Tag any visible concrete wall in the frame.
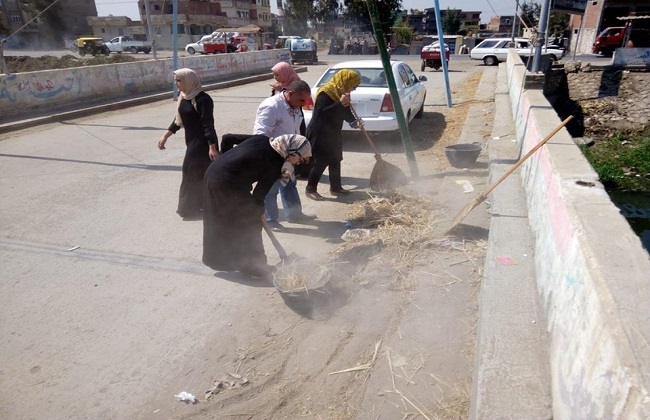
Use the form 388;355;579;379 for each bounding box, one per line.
0;49;289;122
505;49;650;417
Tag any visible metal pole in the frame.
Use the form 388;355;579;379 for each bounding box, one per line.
571;14;583;61
511;0;519;41
172;0;179;100
365;0;419;179
0;40;9;75
531;0;551;72
144;0;157;59
433;0;452;108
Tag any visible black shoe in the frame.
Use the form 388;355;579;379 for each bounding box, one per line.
266;220;283;232
305;191;325;201
287;213;317;223
240;264;272;278
330;188;351;195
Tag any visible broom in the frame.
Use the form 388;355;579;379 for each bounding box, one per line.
349;104;409;191
449;115;574;230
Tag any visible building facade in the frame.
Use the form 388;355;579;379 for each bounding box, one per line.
1;0;97;48
569;0;650;54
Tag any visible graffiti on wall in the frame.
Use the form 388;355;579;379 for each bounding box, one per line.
15;76;76;99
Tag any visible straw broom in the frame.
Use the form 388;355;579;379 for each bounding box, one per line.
449;115;574;229
349;104;408;191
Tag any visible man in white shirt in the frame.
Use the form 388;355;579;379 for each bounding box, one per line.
253;80;315;226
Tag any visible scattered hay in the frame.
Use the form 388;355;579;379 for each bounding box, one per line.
273;260;331;293
347;190;434;229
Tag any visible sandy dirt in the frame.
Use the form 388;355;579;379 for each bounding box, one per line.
142;69;488;419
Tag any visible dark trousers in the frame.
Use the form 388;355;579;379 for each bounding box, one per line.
306;160;342;192
221;133;252;154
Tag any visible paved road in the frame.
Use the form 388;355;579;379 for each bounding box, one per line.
0;56;490;418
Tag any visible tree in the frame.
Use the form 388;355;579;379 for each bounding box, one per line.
283;0;313;36
343;0;403;37
392;18;412;44
313;0;341;37
518;1;541;30
443;8;460;34
548;11;570;37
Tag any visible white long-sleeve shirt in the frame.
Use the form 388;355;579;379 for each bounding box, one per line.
253;92;303;138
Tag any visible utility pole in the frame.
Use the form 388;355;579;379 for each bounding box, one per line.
172;0;179;100
144;0;157;59
433;0;451;108
531;0;551;72
511;0;519;41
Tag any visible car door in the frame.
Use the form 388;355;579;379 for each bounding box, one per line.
515;40;533;58
397;64;422;122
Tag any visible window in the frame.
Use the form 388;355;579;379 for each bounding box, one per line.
476;40;500;48
10;15;22;23
154;5;160;10
101;28;105;33
177;24;185;34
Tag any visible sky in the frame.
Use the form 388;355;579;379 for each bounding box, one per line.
95;0;520;24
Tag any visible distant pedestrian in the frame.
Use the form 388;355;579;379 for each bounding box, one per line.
158;68;218;219
270;61;300;96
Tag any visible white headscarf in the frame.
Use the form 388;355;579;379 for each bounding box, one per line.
269;135;312;186
174;68;203;128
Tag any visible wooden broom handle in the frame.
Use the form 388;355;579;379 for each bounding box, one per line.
349;104;382;159
482;115;573;198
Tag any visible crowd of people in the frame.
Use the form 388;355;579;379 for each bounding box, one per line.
158;65;362;279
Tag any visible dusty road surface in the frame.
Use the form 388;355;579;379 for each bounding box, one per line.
0;57;493;419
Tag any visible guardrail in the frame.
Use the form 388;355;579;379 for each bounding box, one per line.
0;49;289;123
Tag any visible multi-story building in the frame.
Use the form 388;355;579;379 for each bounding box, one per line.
421;8;481;36
487;15;514;34
88;0;271;50
1;0;96;48
458;10;481;35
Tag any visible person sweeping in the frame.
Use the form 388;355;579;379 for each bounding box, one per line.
304;69;362;201
202;134;312;278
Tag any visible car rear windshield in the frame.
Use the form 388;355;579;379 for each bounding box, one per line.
317;68;388;88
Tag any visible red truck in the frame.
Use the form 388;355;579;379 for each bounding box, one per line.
593;26;650;56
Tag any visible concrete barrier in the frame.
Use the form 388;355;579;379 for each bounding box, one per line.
506;49;650;417
0;49;290;123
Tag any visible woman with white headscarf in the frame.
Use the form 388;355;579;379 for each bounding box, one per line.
158;68;218;219
202;134;312;278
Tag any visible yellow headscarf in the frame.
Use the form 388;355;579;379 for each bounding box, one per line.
316;69;361;105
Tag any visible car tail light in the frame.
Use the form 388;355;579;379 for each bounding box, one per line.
303;95;314;111
380;93;394;112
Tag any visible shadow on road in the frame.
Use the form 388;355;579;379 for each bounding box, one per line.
0;153;180;171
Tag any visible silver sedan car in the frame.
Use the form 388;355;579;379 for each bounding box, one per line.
303;60;428;133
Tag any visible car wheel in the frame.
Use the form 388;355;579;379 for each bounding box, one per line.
187;47;195;55
483;56;498;66
103;49;110;56
79;51;86;57
130;47;138;54
144;49;151;54
415;94;426;119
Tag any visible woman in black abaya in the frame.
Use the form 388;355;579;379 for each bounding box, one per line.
202;134;312;278
158;68;219;218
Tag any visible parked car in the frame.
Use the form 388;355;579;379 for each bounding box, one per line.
470;37;564;65
592;26;650;56
76;37;110;57
105;36;151;54
303;60;428;133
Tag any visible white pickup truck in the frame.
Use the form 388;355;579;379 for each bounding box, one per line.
105;36;152;54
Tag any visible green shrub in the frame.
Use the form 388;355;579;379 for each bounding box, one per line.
580;128;650;192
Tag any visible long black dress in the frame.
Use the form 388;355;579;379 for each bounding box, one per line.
167;91;218;217
305;92;355;191
202;135;284;272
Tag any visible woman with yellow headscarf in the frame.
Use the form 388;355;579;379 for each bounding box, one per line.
305;69;362;201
